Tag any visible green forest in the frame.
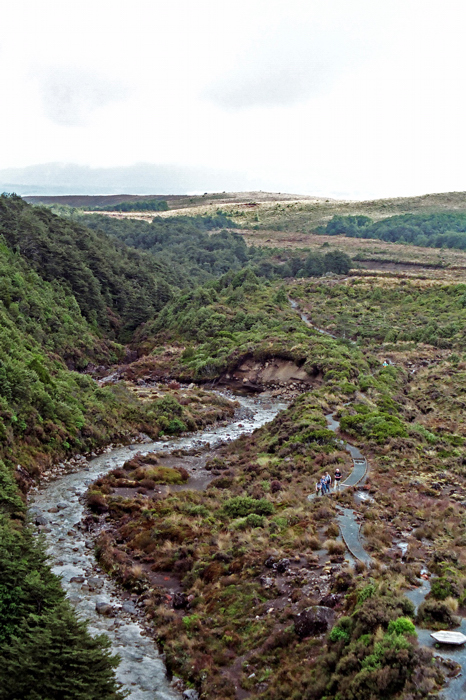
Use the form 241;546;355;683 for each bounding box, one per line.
81;212;352;282
321;211;466;249
91;198;169;212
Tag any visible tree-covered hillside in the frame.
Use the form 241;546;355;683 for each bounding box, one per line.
92;197;169;212
321;211;466;250
0;195;174;339
80;212;352;283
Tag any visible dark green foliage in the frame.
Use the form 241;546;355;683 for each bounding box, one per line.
0;603;125;700
0;517;125;699
0;519;64;643
139;275;367;383
323;211;466;251
93;198;168;212
80;212;352;283
294;278;466;350
0;194;174;338
340;404;408;444
302;250;352;276
223;496;274;517
0;462;24;514
80;212;251;282
430;576;460;600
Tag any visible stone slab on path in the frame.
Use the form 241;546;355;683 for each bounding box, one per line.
431;631;466;645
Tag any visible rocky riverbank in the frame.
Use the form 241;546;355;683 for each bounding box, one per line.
28;392;287;699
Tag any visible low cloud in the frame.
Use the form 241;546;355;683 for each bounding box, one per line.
205;19;364;110
35;66;127;126
0;162;255;195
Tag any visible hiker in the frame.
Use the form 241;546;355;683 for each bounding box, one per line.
325;472;332;491
315;479;322;496
320;476;328;495
334;468;342;491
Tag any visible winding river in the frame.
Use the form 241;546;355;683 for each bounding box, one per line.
28;393;287;700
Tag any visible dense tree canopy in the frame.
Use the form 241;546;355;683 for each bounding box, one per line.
0;195;175;339
92;198;169;212
321;211;466;250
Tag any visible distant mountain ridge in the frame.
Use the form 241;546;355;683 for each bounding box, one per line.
0;162;255;196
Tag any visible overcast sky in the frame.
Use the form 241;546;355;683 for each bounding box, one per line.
2;1;466;199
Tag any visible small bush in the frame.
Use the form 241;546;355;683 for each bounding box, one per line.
417;598;460;629
430;576;459;601
223;496;274;518
387;617;416;636
324;539;345;555
329;626;350;643
167;418;187;434
87;492;108;514
144;466;188;484
358;583;376;604
245;513;265;528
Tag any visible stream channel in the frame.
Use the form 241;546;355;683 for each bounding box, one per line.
28;392;287;700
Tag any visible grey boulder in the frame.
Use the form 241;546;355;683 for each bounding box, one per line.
95;601;114;616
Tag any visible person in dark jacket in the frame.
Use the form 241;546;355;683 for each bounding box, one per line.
334;468;342;491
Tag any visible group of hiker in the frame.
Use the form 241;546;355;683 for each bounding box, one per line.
315;468;342;496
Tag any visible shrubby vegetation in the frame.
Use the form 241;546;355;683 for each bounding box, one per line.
0;194;175;339
92;198;169;212
133;270;367;382
291;277;466;349
90;378;447;699
80;212;352;283
322;211;466;250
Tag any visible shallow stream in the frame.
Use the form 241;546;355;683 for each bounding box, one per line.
28;392;287;700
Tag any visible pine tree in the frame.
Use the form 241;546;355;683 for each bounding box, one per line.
0;603;127;700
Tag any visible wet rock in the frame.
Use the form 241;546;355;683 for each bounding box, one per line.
56;502;69;510
35;515;48;526
48;507;58;513
96;601;114;616
70;575;85;584
121;601;137;614
275;558;290;573
67;595;82;605
183;690;199;700
88;577;104;590
294;606;335;639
